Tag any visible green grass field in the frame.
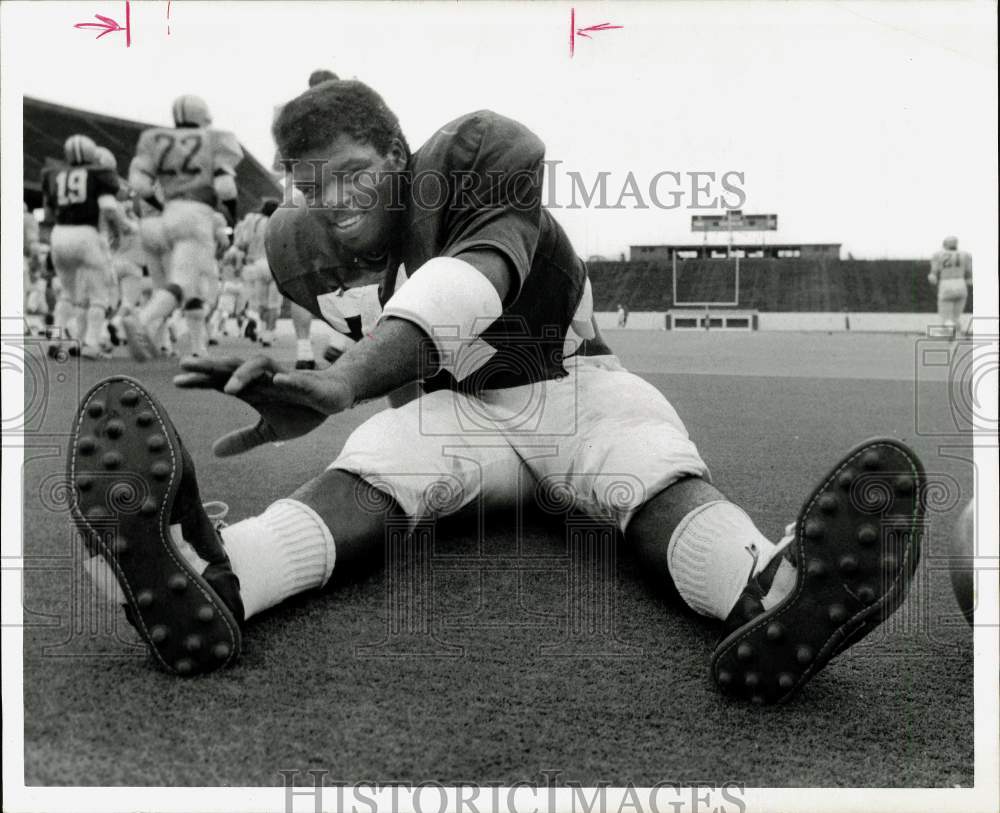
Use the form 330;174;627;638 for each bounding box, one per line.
21;329;974;787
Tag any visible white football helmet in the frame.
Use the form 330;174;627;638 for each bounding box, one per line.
942;236;958;250
64;134;98;166
172;94;212;127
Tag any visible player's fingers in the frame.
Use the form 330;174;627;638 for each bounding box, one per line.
224;355;282;395
212;421;276;458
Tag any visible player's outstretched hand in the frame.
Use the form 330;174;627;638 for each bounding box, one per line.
173;355;353;457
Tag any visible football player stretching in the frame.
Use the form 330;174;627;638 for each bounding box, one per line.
70;81;925;703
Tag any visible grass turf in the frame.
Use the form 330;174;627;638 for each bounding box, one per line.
21;330;974;787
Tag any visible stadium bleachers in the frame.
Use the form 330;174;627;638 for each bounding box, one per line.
587;258;957;312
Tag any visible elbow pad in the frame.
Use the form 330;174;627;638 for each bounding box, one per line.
380;256;503;382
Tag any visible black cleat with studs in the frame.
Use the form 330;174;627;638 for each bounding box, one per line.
711;438;925;704
68;375;244;676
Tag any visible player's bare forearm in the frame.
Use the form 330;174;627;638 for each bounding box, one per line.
324;316;434;405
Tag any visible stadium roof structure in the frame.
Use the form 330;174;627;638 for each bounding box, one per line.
22;96;281;216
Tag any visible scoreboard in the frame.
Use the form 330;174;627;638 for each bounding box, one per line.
692;211;777;232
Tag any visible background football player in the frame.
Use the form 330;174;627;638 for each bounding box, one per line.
929;235;973;340
232;200;281;347
125;94;243;360
42;135;132;359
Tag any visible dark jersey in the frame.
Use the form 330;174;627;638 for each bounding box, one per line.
41;163;119;227
267;110;611;392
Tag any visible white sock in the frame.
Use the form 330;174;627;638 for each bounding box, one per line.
220;499;336;620
71;305;86;340
667;500;777;619
83;305;105;348
296;338;314;361
184;308;207;355
53;298;75;337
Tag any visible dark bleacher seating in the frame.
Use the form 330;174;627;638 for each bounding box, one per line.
586;258;954;312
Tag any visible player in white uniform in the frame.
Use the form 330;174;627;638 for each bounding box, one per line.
929;236;973;340
125;94;243;360
70;81;926;706
233;200;281;346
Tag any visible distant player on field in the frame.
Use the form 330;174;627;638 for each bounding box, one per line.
232;200;281;347
42;135;132;359
929;235;973;340
124;94;243;360
70;81;926;705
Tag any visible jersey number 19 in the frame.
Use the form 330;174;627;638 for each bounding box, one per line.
56;168;88;206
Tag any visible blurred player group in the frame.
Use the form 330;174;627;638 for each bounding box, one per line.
24;94;324;369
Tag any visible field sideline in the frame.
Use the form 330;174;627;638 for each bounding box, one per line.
21;330;974;787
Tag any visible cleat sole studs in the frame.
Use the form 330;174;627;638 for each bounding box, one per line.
197;605;215;623
87;401;105;418
102;451;122;470
167;573;188;592
78;436;96;455
150;625;168;643
120;389;140;407
147;434;166;452
151;461;171;480
212;642;231;659
136;411;155;427
105;419;125;439
828;604;848;623
737;642;754;661
136;590;154;608
766;622;784;642
796;644;814;665
861;451;880;469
